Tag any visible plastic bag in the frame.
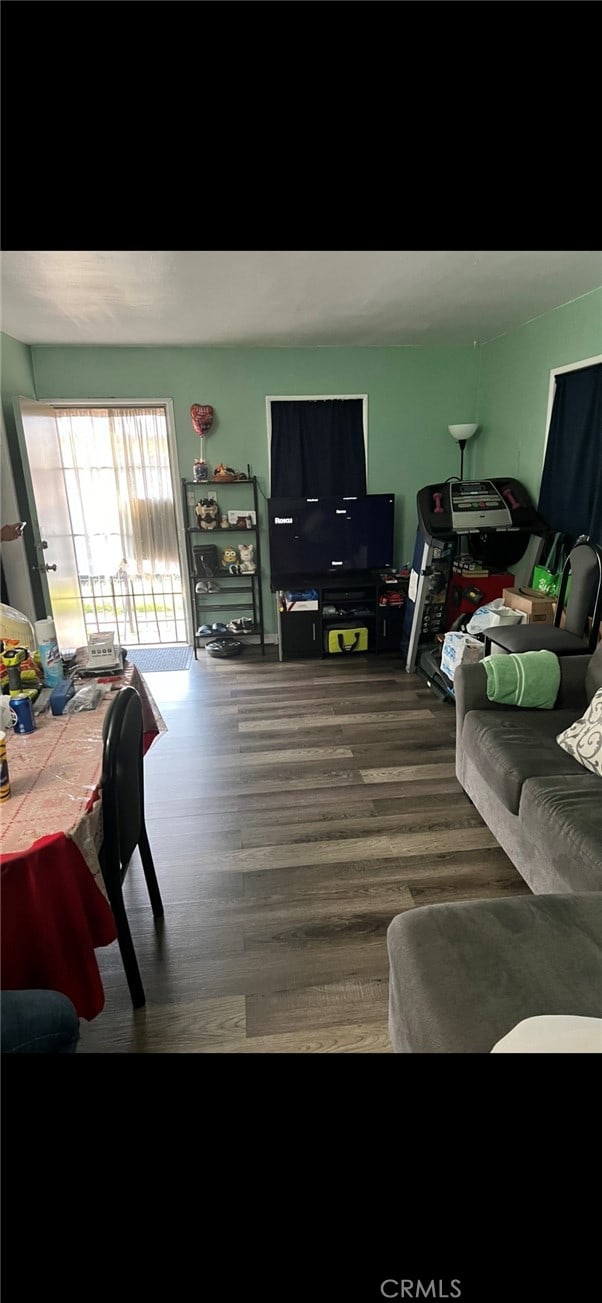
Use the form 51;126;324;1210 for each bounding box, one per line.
63;684;104;713
532;532;567;596
440;631;484;682
467;599;523;634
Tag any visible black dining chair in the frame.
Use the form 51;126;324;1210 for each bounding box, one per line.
99;685;164;1008
482;536;602;658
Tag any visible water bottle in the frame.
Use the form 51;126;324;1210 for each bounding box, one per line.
35;617;64;687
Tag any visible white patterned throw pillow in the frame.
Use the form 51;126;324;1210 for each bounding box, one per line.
556;687;602;777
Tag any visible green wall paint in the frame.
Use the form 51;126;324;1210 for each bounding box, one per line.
0;333;45;613
1;331;37;435
1;332;38;519
31;344;478;632
473;289;602;500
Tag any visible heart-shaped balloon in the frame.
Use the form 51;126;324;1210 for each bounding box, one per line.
191;404;214;437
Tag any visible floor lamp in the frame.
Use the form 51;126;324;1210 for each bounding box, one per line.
448;424;480;568
448;424;479;480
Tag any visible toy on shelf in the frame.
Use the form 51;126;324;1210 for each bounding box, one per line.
212;463;248;482
195;499;220;530
238;542;256;573
221;546;238;569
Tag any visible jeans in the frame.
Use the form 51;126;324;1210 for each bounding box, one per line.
1;990;80;1054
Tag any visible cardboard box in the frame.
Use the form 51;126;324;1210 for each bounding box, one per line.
502;587;556;624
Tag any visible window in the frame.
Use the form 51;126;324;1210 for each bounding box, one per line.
538;362;602;546
268;396;367;497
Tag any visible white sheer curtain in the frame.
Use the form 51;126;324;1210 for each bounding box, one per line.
55;406;180;578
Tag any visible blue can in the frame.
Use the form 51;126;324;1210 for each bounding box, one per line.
11;694;36;734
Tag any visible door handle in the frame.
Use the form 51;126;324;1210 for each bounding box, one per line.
34;540;49;552
33;563;57;572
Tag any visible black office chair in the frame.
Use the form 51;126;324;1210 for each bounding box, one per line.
99;686;164;1008
482;536;602;658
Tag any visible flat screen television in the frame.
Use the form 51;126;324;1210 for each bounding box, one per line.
268;494;395;587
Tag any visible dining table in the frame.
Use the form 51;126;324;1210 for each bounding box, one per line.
0;661;166;1020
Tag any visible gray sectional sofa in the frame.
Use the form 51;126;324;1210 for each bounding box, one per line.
387;643;602;1052
454;642;602;893
387;893;602;1053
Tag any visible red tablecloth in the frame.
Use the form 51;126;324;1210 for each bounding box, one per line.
0;664;165;1019
1;834;117;1021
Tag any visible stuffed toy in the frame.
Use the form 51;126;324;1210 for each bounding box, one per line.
238;542;256;573
195;499;219;530
221;546;238;568
214;463;248;480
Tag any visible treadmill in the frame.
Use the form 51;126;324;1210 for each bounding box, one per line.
400;478;548;700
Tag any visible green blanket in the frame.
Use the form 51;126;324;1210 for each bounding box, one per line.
484;650;561;709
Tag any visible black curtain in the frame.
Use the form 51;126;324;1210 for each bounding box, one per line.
538;363;602;547
270;399;367;497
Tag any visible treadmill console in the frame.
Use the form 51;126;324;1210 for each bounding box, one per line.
416;476;547;544
450;480;512;532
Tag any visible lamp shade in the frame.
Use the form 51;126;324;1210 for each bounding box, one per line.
448;423;478;442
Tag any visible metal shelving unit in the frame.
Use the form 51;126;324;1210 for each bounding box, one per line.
181;474;265;658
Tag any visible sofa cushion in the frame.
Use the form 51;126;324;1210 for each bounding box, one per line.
520;774;602;892
556;687;602;778
387;894;602;1053
462;708;585;814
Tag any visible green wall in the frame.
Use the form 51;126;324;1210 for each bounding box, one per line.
0;333;46;614
31;344;478;632
1;330;37;441
473;288;602;498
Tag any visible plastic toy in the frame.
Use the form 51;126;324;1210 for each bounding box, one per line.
195;499;219;530
238;542;256;573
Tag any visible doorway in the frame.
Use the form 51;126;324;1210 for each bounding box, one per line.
15;399;190;651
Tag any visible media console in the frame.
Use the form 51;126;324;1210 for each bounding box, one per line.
276;572;409;661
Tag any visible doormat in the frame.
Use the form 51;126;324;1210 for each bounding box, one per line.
125;646;193;672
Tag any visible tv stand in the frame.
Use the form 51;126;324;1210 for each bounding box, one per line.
276;572;408;661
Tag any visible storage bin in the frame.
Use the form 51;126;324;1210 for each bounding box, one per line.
324;625;368;654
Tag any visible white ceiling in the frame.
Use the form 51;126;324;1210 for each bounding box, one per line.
1;250;601;348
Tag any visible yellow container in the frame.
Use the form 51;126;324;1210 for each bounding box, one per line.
325;626;369;654
0;730;10;802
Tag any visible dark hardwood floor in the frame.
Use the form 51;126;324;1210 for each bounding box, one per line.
77;648;529;1053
